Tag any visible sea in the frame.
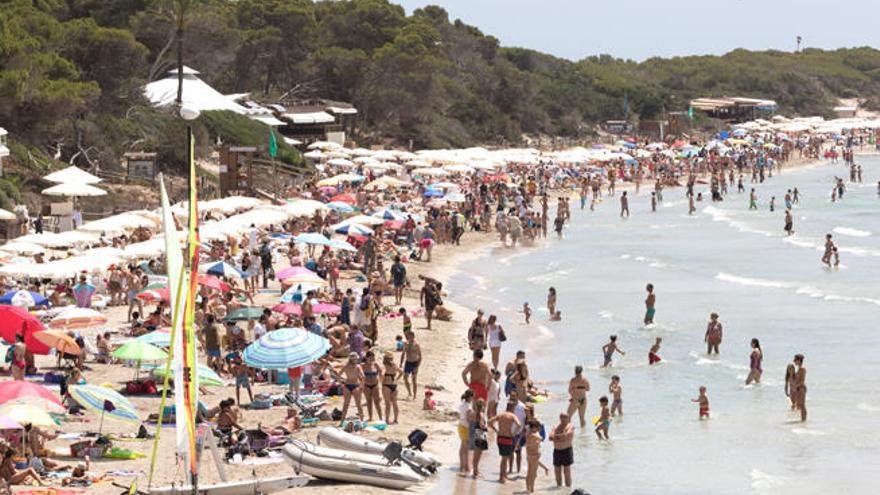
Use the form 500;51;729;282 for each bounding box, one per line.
440;158;880;494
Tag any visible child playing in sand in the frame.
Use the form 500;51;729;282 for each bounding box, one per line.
609;376;623;417
525;420;549;493
522;302;532;324
423;390;436;411
595;396;611;440
648;337;662;364
693;386;710;419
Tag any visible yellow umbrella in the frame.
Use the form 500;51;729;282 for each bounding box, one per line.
0;403;57;428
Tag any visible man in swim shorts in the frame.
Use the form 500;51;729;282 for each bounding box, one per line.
644;283;656;325
549;412;574;487
400;331;422;399
462;349;492;401
488;401;520;484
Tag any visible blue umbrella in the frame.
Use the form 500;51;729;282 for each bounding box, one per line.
422;188;444;198
326;201;355;213
135;329;171;347
0;290;49;308
293;233;332;246
203;261;245;279
333;222;373;235
243;327;330;369
328;239;357;252
622;142;636;149
373;208;407;221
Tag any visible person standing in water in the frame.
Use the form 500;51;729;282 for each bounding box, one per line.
749;188;758;210
602;335;625;367
784;362;797;410
745;338;763;385
566;366;590;428
821;234;835;267
688;194;696;215
547;287;557;317
620;191;630;218
644;283;656;325
693;386;710;419
609;375;623;417
793;354;807;422
704;313;723;355
650;192;657;212
648;337;662;364
784;208;794;236
549;412;574;488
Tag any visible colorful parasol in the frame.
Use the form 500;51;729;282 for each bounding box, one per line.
49;307;107;329
243;327;330;370
32;330;81;355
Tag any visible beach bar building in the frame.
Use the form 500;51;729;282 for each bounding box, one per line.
690;97;777;122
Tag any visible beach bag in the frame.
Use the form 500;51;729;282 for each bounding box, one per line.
472;428;488;450
499;328;507;342
4;347;12;364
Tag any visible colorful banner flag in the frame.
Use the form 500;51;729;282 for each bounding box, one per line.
268;129;278;158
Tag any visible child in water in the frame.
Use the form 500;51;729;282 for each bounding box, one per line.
609;376;623;417
692;386;710;419
595;396;611;439
550;310;562;321
648;337;662;364
522;302;532;324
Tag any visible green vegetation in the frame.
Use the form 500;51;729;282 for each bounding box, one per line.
3;0;880;183
200;110;302;166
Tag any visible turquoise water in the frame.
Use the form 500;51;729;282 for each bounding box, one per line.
443;159;880;494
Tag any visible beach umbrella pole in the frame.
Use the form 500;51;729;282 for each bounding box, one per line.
98;409;105;436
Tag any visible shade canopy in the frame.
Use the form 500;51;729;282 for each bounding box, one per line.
43;166;102;184
272;302;341;316
243;327;330;369
203;261;244;279
49;307;107;329
42;182;107;197
0;290;49;308
224;306;264;321
0;403;56;428
0;306;50;354
0;381;62;407
152;363;223;387
33;330;81;356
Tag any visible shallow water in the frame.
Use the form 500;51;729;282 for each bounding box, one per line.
441;159;880;494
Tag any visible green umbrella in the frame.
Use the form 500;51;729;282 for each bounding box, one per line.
152;363;224;387
143;282;167;290
224;306;264;321
111;341;168;380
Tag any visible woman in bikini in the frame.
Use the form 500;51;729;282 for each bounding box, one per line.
381;352;401;424
705;313;723;355
340;353;365;420
566;366;590;428
745;338;763;385
362;351;383;422
511;360;530;401
0;449;42;487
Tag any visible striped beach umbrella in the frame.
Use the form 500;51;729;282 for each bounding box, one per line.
243;327;330;370
49;307;107;329
332;221;373;236
69;385;139;429
276;267;325;285
325;201;355;213
203;261;244;279
152;363;224;387
0;290;49;308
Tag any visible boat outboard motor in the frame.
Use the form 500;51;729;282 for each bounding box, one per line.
383;441;430;477
406;429;428;451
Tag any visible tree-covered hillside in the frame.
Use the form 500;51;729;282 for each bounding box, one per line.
3;0;880;175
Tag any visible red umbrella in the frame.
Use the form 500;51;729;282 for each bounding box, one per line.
482;174;509;183
329;193;356;205
0;306;49;355
383;220;404;230
0;381;62;406
137;288;170;303
197;274;230;292
272;302;341;316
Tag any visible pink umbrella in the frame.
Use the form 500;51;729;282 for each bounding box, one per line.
318;186;337;195
0;381;62;407
272;302;341;316
275;266;319;281
0;414;22;430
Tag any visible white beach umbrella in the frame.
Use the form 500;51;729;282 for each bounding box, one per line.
42;182;107;197
443;164;475;174
349;148;373;157
307;141;342;151
346;215;386;226
0;242;46;255
405;159;431;168
412;168;449;177
327;158;355;168
353;157;378;165
43;166;102;184
303;150;325;160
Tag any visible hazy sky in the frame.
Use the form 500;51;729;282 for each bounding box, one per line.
395;0;880;61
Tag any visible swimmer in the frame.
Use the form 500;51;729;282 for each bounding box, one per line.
601;335;625;367
547;287;557;316
620;191;629;218
821;234;834;266
793;354;807;422
609;375;623;417
644;283;656;325
784;208;794;235
692;386;709;419
650;192;657;212
648;337;662;364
